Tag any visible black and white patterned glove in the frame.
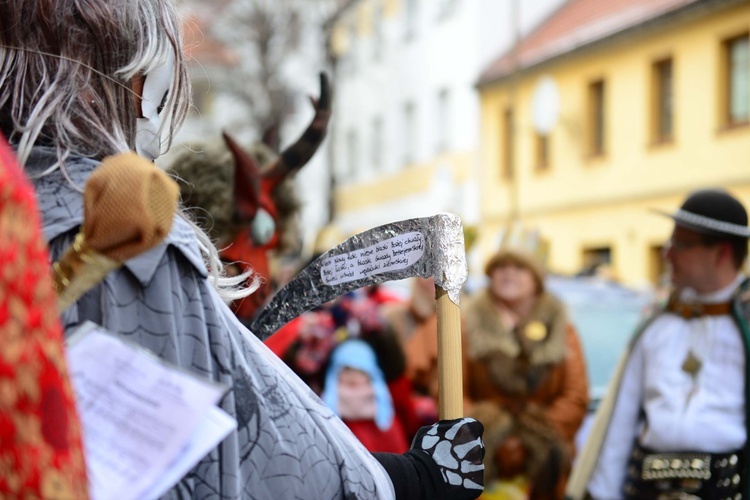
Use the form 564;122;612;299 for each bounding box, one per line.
373;417;485;500
411;418;486;498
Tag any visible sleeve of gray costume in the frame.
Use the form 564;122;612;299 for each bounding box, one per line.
30;149;395;500
587;334;646;499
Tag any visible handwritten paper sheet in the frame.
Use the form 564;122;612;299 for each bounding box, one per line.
320;231;425;286
140;406;237;499
65;323;235;500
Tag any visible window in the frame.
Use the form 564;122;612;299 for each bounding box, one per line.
588;79;606;156
404;0;417;40
348;24;358;74
649;244;668;287
371;117;383;169
437;0;458;20
373;5;383;61
502;107;514;180
652;58;674;142
725;34;749;126
403;102;416;165
346;129;359;179
581;246;612;276
535;133;550;170
436;89;451;153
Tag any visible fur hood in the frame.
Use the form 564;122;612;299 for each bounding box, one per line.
166;138;300;252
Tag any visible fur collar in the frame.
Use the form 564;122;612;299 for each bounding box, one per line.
465;289;568;367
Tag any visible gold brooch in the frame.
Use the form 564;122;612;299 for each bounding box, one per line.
681;350;702;377
524;321;547;341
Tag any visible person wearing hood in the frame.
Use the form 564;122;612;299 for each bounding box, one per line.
322;339;409;454
463;245;588;499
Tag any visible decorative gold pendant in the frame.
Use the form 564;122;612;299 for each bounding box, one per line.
524;321;548;341
681;350;702;377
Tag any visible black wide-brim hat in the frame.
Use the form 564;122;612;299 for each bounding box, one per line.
654;188;750;239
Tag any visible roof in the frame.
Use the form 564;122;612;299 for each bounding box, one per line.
477;0;711;87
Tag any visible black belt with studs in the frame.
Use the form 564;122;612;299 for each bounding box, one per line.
623;443;744;499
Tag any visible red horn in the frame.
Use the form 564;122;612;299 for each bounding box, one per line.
222;131;261;223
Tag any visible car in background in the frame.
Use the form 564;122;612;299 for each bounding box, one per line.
546;275;656;449
547;275;655;403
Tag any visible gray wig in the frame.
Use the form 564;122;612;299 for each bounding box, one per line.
0;0;190;168
0;0;257;300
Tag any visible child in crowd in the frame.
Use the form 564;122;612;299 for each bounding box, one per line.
322;339;409;454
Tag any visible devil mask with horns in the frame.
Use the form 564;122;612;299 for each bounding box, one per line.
168;73;331;325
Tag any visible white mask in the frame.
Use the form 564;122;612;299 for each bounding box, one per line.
135;51;174;161
250;208;276;246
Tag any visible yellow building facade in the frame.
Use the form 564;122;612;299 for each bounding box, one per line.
478;0;750;288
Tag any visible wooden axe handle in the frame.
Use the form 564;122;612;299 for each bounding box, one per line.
436;286;463;419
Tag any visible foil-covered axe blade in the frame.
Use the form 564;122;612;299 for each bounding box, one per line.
250;213;467;340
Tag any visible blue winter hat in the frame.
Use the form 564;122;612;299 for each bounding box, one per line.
321;339;395;431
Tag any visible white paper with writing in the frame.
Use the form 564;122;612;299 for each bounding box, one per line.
320;231;425;286
140;406;237;499
65;324;233;500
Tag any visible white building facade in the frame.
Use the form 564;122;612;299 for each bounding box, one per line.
326;0;566;257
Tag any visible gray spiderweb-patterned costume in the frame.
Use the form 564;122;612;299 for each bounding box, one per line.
30;147;395;500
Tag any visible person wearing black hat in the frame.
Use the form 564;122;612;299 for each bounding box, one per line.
567;188;750;499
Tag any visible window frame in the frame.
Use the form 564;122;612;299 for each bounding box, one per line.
346;128;359;180
436;88;451;154
581;245;612;276
534;132;550;171
587;79;606;157
372;4;383;61
403;101;416;166
404;0;417;41
371;116;383;170
723;33;749;128
501;106;514;180
651;57;674;144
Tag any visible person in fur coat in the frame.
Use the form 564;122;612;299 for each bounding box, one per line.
463;248;589;499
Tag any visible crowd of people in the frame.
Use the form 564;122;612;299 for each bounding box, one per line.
1;0;749;499
0;1;484;499
255;187;750;500
256;238;590;499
